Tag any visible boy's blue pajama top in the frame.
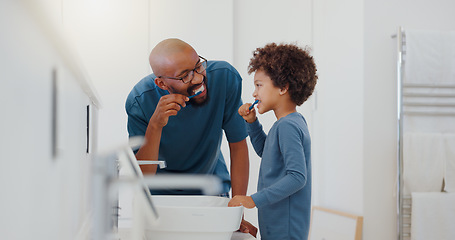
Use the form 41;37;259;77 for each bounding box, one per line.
248;112;312;240
125;61;247;194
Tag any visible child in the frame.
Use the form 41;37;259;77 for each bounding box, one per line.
228;43;317;240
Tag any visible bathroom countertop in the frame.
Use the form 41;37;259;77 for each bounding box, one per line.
118;228;258;240
231;232;257;240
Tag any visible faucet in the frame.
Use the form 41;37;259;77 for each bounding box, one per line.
92;137;222;240
137;160;166;169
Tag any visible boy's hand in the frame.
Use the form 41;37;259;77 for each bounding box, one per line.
238;102;257;123
228;195;256;209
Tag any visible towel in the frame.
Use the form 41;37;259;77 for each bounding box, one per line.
403;132;445;195
411;192;455;240
405;29;455;84
444;134;455;192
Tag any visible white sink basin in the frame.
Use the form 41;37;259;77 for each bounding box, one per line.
145;195;243;240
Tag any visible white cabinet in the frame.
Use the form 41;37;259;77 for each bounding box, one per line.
0;2;99;239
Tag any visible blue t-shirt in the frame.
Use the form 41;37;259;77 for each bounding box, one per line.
125;61;247;194
248;112;312;240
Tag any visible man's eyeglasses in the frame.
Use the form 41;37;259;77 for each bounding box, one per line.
157;56;207;84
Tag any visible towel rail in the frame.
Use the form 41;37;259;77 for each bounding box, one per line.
403;102;455;107
403;92;455;98
403;110;455;116
403;83;455;88
397;27;455;240
397;26;406;240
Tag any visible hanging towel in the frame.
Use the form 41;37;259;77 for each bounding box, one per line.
403;132;445;195
405;29;455;84
444;134;455;192
411;192;455;240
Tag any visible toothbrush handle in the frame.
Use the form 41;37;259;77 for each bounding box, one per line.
249;100;259;110
188;91;202;99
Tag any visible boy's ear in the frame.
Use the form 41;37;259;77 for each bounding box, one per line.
279;85;289;95
155;77;169;91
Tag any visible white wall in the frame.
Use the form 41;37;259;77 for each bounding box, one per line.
312;0;365;215
149;0;234;62
63;0;150;153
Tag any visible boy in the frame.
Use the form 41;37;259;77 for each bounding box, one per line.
228;43;317;240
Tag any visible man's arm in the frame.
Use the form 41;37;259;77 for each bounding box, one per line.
229;139;258;237
135;124;162;174
229;139;249;196
135;94;189;174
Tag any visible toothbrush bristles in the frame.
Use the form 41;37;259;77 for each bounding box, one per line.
188;91;202;99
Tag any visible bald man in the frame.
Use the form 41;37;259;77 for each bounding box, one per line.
125;39;257;236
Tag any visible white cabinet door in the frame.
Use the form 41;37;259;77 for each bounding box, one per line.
0;1;98;239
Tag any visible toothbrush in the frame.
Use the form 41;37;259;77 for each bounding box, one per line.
188;90;202;99
249;99;259;110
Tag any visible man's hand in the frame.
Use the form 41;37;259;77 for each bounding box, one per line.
228;196;258;237
136;94;188;174
149;94;189;128
238;219;258;238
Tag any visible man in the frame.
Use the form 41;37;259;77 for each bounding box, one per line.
125;38;257;236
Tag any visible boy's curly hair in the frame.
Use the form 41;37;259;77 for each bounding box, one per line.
248;43;318;106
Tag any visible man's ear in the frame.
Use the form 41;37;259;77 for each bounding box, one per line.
155;77;169;90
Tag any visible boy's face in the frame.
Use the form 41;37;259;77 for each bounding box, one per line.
252;70;282;114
